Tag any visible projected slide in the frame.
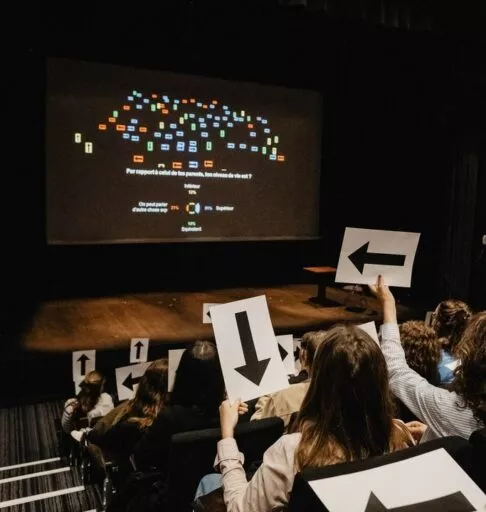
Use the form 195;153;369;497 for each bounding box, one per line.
46;58;322;243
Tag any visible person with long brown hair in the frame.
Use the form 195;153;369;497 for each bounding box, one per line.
78;358;169;463
209;325;413;511
431;299;473;384
62;370;113;433
372;275;485;442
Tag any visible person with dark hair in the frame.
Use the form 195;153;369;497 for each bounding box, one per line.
62;370;113;433
198;325;413;511
76;359;169;464
399;320;441;385
170;340;226;416
431;299;473;384
133;340;247;470
251;330;327;430
371;275;485;442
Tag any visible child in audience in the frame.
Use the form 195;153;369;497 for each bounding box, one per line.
77;359;169;465
251;330;327;430
61;370;113;433
400;320;441;385
201;324;414;511
372;275;485;442
431;299;472;384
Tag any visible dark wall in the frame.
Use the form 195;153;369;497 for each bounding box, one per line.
3;6;480;322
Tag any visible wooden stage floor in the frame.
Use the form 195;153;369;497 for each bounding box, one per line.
21;284;412;353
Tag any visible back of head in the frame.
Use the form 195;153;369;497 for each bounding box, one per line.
400;320;441;385
78;370;105;414
300;330;328;374
432;300;473;355
453;311;486;426
128;358;169;429
295;325;396;469
171;340;225;417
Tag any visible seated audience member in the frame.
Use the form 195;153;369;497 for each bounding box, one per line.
76;359;168;465
399;320;441;386
133;340;247;470
431;299;472;384
251;330;327;430
202;324;414;511
62;370;113;433
372;276;485;442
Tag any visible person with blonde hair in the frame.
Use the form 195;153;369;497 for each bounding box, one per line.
62;370;113;433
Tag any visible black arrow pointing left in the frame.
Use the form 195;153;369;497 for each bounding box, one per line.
234;311;270;386
122;373;142;391
348;242;406;275
77;354;90;376
364;490;475;512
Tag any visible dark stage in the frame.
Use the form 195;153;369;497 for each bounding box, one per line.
21;284;415;352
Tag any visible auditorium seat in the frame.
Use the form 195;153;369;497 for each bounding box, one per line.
469;427;486;492
166;416;284;511
105;417;284;511
288;436;479;511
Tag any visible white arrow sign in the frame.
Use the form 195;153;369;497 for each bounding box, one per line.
335;227;420;288
203;303;219;324
72;350;96;380
130;338;149;363
210;295;289;403
115;362;151;401
168;348;186;391
276;334;296;375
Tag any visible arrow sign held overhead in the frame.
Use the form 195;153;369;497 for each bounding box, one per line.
234;311;270;386
349;242;406;274
122;373;142;391
77;354;90;376
364;491;475;512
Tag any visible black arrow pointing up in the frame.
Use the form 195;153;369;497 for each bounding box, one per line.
234;311;271;386
77;354;90;376
134;341;144;360
278;343;289;361
364;491;475;512
122;373;142;391
349;242;406;274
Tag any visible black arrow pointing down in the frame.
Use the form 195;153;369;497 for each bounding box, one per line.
234;311;270;386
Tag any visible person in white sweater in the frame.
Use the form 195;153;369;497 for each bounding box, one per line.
61;370;113;433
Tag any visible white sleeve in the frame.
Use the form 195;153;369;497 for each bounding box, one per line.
381;323;478;440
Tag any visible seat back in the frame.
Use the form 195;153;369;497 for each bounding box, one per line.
469;427;486;492
288;436;479;511
166;417;284;512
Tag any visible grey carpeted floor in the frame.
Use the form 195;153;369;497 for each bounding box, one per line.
0;401;101;511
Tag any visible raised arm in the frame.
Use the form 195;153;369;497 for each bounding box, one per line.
370;276;478;440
